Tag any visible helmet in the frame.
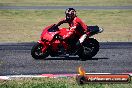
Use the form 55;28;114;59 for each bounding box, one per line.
65;8;76;21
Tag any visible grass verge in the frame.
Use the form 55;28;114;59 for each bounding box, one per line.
0;0;132;6
0;10;132;42
0;77;132;88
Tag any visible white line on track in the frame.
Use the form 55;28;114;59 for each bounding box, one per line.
0;73;132;80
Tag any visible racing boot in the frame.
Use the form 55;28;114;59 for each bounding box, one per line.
98;27;104;33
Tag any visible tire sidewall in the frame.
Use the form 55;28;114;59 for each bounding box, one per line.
31;43;49;59
79;38;99;60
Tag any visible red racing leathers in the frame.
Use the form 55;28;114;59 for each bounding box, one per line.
56;17;90;44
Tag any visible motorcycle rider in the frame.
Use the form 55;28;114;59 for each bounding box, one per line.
55;8;89;47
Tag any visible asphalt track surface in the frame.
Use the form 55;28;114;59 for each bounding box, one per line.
0;6;132;10
0;42;132;76
0;6;132;76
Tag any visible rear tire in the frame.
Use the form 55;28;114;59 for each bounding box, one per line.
31;43;49;59
78;38;99;61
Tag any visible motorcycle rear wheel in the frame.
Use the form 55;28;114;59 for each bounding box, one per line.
78;38;99;61
31;43;49;59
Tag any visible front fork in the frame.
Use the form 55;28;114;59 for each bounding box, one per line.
37;40;49;53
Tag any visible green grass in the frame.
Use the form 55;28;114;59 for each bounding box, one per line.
0;0;132;6
0;77;132;88
0;10;132;42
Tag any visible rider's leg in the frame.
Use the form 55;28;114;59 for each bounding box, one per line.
76;34;87;46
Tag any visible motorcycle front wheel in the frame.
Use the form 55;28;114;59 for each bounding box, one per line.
31;43;49;59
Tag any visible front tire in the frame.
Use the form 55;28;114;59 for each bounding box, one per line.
31;43;49;59
78;38;99;61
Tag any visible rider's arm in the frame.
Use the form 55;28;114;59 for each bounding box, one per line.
63;19;78;38
56;18;67;27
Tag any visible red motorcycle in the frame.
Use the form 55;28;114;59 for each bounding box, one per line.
31;24;103;60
